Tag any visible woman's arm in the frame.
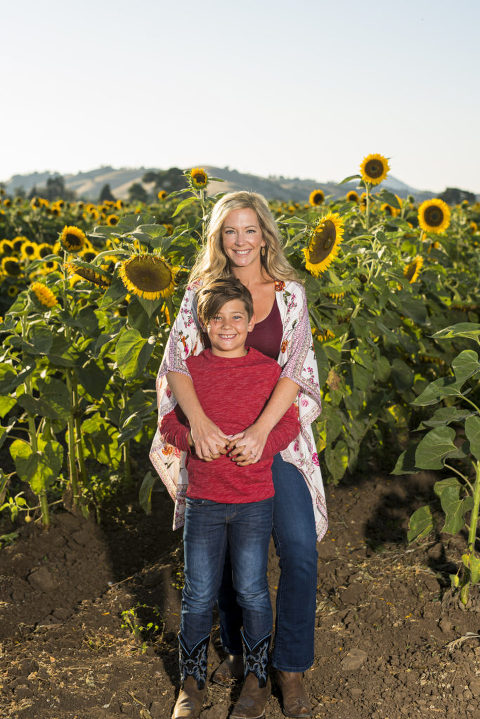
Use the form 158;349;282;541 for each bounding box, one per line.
228;377;299;464
166;371;229;461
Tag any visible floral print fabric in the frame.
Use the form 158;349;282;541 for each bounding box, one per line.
149;279;328;540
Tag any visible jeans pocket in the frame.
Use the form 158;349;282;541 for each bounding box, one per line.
186;497;216;507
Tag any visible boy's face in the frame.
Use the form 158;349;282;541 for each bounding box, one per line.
205;299;255;358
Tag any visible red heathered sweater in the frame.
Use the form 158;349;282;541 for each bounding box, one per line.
160;347;300;503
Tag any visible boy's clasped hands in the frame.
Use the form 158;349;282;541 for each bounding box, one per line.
187;421;268;466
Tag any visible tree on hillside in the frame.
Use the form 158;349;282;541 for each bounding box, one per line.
128;182;149;203
439;187;476;205
99;184;115;203
29;175;76;201
142;167;187;195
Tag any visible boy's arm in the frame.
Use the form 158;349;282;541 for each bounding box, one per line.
260;402;301;460
159;406;193;453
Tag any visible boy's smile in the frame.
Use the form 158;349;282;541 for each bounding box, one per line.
206;299;255;358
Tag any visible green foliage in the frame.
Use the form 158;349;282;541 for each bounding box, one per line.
395;323;480;605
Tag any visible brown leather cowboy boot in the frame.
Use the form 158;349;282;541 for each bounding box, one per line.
210;653;244;687
230;633;271;719
172;635;209;719
276;671;312;718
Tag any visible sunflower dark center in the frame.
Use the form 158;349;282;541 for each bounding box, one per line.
405;260;420;282
127;258;172;291
313;192;324;204
66;233;82;247
309;220;336;263
5;260;21;275
25;245;35;255
424;206;444;227
365;160;384;179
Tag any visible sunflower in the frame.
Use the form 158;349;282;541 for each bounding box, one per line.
2;256;22;277
7;284;19;297
164;223;173;236
3;199;11;207
38;242;54;258
68;259;113;288
119;254;175;300
469;221;478;233
20;240;39;260
360;153;390;186
43;259;60;273
13;236;28;253
190;167;208;189
30;281;57;308
303;212;344;276
0;239;14;255
381;197;401;218
81;250;97;263
107;214;119;226
157;190;167;200
309;189;325;206
404;256;423;283
115;199;123;210
60;225;87;252
346;191;359;203
417;199;450;234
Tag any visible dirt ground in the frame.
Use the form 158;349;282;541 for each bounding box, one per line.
1;469;480;719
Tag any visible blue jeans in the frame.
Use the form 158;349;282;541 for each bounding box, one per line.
180;496;273;652
218;455;318;671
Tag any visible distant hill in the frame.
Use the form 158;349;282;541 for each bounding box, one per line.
3;165;445;203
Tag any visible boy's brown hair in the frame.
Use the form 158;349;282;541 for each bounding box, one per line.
196;277;254;326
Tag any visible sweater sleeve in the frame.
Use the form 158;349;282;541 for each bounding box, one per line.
261;402;301;459
159;406;191;453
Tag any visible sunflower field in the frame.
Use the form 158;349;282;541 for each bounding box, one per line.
1;160;480;596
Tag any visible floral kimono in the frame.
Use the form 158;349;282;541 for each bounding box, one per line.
149;279;328;540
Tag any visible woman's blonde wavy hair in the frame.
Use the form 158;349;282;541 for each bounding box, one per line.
189;191;299;285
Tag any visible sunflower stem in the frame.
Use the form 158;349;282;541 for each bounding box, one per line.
20;315;51;529
468;461;480;554
365;184;371;231
72;374;88;492
65;370;80;508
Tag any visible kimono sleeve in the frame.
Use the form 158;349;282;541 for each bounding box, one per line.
277;282;322;427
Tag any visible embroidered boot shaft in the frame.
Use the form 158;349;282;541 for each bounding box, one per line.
173;634;209;719
230;632;271;719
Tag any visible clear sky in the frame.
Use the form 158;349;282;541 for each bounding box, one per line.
3;0;479;193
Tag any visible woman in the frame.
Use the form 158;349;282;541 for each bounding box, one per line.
150;191;328;718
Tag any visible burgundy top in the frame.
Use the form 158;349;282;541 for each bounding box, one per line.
246;299;283;359
202;299;283;360
160;348;300;503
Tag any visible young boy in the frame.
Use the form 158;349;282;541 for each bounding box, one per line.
160;277;300;719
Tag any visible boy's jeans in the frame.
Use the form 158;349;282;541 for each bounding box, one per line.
180;496;273;652
218;454;318;671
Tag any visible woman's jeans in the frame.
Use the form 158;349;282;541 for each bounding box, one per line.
218;455;318;672
180;496;273;652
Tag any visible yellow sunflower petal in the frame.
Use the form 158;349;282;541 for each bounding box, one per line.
60;225;87;252
303;212;344;276
418;199;451;234
360;153;390;186
118;254;176;300
309;189;325;206
404;256;423;283
190;167;208;189
31;281;58;308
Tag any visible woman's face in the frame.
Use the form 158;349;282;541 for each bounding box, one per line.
221;207;266;270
